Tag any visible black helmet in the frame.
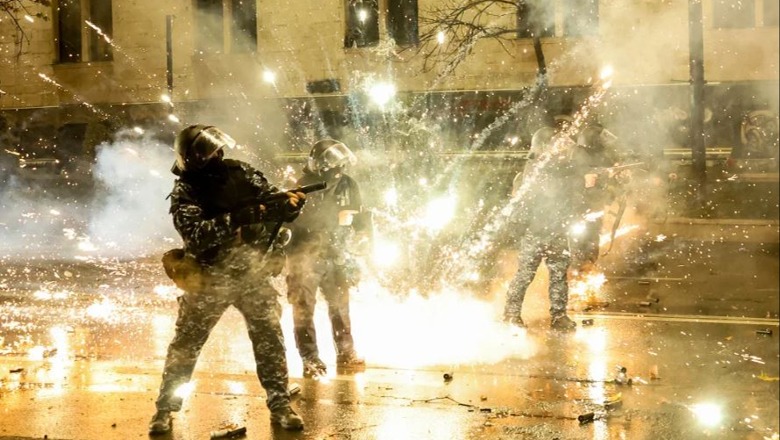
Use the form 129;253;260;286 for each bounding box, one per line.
174;125;236;172
529;127;555;159
307;139;356;175
576;125;618;151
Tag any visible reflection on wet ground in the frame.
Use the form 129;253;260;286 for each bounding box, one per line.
0;252;778;439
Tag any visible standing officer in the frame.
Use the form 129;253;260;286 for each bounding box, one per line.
286;139;368;377
504;126;582;331
149;125;306;434
569;123;626;271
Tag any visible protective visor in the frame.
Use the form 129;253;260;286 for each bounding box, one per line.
186;126;237;169
307;141;356;172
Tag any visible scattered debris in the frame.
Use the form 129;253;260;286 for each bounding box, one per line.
757;372;780;382
480;395;488;401
615;366;633;386
756;329;773;336
604;393;623;410
9;368;24;373
578;412;595;424
288;383;301;396
649;365;661;380
210;426;247;439
479;407;492;413
638;301;652;307
42;348;57;358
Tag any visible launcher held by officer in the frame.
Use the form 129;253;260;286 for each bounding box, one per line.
149;125;307;434
286;139;370;378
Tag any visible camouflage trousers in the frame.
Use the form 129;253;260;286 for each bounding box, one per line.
286;256;357;362
504;231;571;320
154;276;290;412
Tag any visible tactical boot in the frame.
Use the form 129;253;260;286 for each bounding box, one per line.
336;352;365;373
302;357;327;378
148;410;172;435
551;314;577;332
506;316;526;328
270;406;304;430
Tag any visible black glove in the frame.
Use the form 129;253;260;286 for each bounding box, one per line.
265;198;304;223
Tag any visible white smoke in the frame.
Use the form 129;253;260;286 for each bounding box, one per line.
86;129;178;258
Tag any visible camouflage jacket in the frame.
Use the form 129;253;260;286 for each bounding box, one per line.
169;159;293;268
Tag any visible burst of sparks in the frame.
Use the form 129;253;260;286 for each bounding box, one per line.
86;298;116;320
262;70;276;84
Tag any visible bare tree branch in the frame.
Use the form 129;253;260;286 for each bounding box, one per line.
1;0;51;56
409;0;547;93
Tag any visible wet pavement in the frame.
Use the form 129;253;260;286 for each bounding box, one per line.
0;219;778;440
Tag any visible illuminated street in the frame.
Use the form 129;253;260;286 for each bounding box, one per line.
1;0;778;439
0;217;777;440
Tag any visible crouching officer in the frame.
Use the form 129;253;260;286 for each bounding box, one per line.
286;139;369;378
150;125;306;434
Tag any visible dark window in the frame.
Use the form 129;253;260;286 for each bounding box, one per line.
345;0;380;48
58;0;82;63
563;0;599;37
196;0;224;53
387;0;418;46
89;0;113;61
231;0;257;52
764;0;779;26
713;0;755;28
517;1;555;38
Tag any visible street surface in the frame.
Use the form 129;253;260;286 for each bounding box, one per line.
0;215;778;440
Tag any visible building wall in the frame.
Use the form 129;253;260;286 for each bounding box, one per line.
0;0;776;110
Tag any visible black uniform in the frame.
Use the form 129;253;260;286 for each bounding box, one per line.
286;168;363;364
504;152;583;324
154;158;297;413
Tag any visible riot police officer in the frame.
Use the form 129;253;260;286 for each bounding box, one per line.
149;125;306;434
569;123;625;271
504;126;581;331
286;139;368;377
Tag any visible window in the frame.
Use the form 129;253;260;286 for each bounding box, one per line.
562;0;599;37
713;0;756;28
345;0;380;48
387;0;418;46
57;0;82;62
89;1;113;61
56;0;113;63
231;0;258;52
195;0;257;54
764;0;779;26
517;0;555;38
195;0;224;53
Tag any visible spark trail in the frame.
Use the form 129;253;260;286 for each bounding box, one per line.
436;72;615;286
37;73;112;121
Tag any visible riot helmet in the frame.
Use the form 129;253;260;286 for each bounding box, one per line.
174;125;236;172
576;125;618;152
529;127;556;159
307;139;356;178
